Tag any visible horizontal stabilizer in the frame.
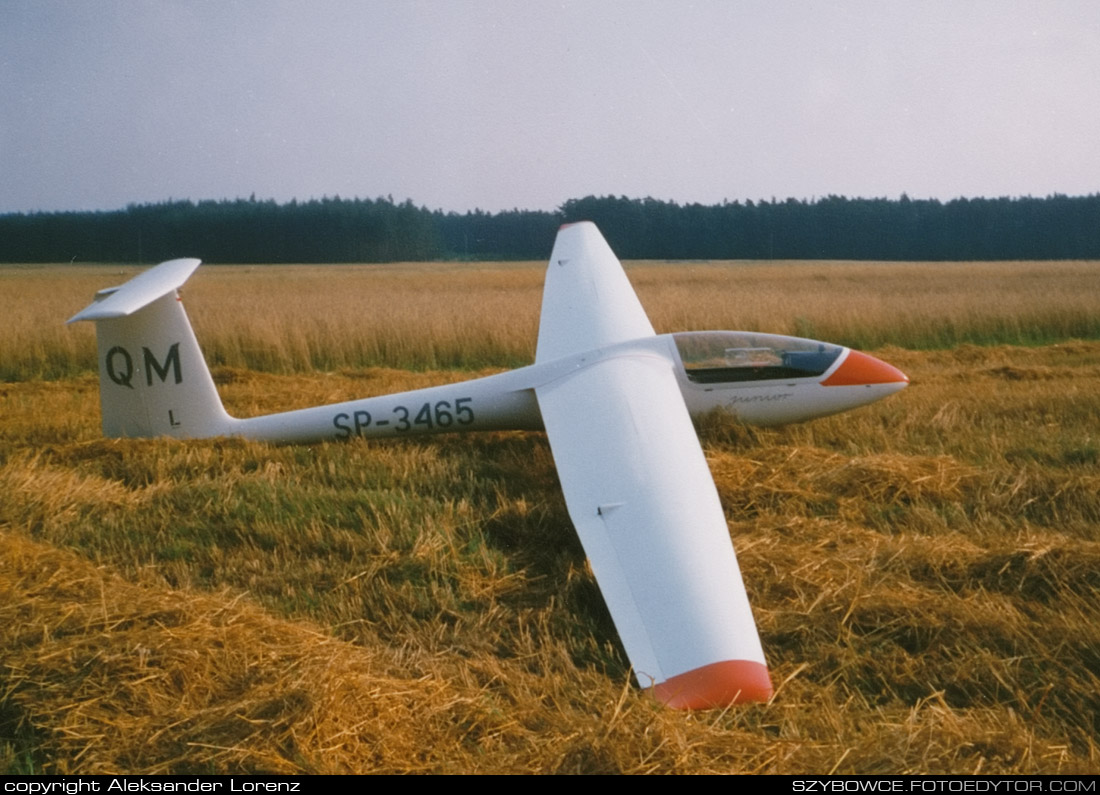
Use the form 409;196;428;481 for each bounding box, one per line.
67;258;202;323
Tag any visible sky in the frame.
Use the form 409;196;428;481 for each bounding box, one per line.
2;0;1098;215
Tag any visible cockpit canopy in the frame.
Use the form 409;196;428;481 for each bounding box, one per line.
672;331;843;384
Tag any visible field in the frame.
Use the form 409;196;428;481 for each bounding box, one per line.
2;260;1099;774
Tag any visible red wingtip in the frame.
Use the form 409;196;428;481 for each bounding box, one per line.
652;660;773;709
821;349;909;387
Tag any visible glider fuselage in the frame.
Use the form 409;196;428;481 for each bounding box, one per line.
70;225;910;709
228;332;907;444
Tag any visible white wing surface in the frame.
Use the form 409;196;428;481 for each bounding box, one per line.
534;224;772;708
67;258;202;322
535;222;655;362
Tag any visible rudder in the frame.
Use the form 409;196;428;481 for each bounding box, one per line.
68;259;233;439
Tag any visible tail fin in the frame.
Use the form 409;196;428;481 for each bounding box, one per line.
68;259;233;439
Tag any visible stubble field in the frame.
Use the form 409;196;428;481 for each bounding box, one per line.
2;259;1099;773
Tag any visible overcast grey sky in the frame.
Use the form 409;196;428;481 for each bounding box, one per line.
2;1;1097;214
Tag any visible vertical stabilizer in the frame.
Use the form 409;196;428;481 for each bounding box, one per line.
68;260;233;439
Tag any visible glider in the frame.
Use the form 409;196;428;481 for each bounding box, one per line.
69;221;908;709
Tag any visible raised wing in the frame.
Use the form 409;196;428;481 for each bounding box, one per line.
534;224;772;708
535;222;655;362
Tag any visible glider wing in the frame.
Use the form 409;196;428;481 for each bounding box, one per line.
534;224;771;707
535;222;655;362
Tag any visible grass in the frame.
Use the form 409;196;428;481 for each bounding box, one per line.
4;259;1100;379
1;260;1099;773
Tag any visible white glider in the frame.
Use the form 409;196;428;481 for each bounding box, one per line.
69;221;908;709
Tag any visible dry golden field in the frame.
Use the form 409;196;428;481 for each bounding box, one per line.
2;260;1100;773
6;258;1100;378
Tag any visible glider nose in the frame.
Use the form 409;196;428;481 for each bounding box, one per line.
821;349;909;389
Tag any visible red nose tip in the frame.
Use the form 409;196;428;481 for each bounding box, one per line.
821;350;909;387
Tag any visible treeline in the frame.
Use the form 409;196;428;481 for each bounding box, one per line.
3;193;1099;263
0;196;442;264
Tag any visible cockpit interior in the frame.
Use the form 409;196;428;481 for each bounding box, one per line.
672;331;843;384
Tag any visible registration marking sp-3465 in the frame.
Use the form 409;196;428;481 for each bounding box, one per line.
333;397;476;438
